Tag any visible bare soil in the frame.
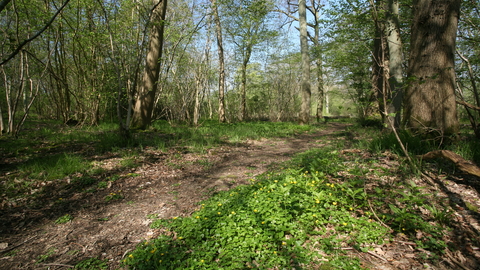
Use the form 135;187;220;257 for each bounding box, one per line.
1;122;480;269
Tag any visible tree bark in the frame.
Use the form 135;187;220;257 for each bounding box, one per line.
385;0;403;128
240;46;252;121
299;0;311;124
371;0;388;124
404;0;460;137
131;0;168;129
308;0;324;122
211;0;226;123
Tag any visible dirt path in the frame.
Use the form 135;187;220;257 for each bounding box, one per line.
0;123;350;269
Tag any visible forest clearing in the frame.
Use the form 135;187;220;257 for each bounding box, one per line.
1;0;480;268
1;120;480;269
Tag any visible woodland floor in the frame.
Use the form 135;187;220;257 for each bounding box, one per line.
1;122;480;269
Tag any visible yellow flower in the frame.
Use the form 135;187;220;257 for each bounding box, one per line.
332;202;337;205
273;251;277;254
150;249;156;253
200;260;205;263
159;260;162;263
218;203;222;206
254;209;258;212
342;222;347;226
178;237;183;239
217;212;221;215
261;221;265;224
129;254;134;258
196;216;200;219
274;180;278;183
312;214;316;217
173;217;177;219
231;211;236;215
316;200;320;204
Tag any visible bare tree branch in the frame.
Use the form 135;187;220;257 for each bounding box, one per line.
0;0;71;66
457;99;480;111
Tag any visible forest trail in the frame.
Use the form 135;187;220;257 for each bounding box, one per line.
0;123;351;269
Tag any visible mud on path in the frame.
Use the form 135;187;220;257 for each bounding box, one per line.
0;123;348;269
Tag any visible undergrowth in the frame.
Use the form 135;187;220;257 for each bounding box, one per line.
123;147;453;269
0;120;316;207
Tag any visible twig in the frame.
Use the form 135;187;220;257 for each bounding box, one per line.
0;235;40;254
445;251;473;270
366;250;389;262
40;263;74;268
392;240;417;246
367;197;393;232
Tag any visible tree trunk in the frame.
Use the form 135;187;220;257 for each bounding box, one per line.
211;0;226;123
239;46;252;121
311;1;324;122
131;0;168;129
404;0;460;137
371;0;388;124
299;0;311;124
385;0;403;128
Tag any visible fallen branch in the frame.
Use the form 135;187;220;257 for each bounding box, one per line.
417;150;480;178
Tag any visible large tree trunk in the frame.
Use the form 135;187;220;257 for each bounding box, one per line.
298;0;311;124
211;0;226;123
404;0;460;137
385;0;403;128
131;0;168;129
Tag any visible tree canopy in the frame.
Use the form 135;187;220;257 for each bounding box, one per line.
0;0;478;139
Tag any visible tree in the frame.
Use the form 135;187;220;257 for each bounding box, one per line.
279;0;325;121
222;0;275;121
211;0;227;123
370;0;404;128
385;0;403;128
323;0;375;120
298;0;311;124
131;0;168;129
404;0;460;138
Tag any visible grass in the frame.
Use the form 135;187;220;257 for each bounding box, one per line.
0;119;319;211
2;118;477;269
122;145;453;269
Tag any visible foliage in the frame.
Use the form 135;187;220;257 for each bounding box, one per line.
0;120;317;212
74;257;108;270
123;148;389;269
54;214;73;224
